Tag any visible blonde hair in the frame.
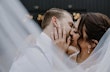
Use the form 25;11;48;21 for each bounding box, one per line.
41;8;71;29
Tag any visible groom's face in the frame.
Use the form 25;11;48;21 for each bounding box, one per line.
58;13;74;37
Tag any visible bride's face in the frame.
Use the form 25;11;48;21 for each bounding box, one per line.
70;21;90;50
70;28;80;47
70;18;81;47
77;26;90;50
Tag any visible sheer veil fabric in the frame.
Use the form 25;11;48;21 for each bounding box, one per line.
0;0;41;72
0;0;110;72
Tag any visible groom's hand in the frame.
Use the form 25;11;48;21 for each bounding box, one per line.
50;23;71;53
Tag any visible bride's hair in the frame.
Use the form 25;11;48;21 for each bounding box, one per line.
78;13;110;42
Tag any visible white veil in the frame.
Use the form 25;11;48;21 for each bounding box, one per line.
0;0;41;72
1;0;110;72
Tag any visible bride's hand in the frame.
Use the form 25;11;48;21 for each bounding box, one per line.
50;24;71;53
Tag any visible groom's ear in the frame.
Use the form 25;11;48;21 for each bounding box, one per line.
51;16;58;27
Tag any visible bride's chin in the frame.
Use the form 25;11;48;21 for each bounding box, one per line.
70;41;78;48
71;41;75;46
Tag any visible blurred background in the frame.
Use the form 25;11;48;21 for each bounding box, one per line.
20;0;110;27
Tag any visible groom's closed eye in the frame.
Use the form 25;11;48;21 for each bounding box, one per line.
68;22;75;28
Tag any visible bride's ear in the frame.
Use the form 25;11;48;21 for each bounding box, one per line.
51;16;58;27
91;39;98;49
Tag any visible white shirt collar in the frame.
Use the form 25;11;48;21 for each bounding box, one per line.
36;32;54;64
36;32;52;48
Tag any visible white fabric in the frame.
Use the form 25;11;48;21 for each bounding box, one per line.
9;47;53;72
36;32;54;65
10;32;54;72
0;0;41;72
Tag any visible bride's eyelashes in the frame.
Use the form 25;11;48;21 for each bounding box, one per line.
74;31;79;34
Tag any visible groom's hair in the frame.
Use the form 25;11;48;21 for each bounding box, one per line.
41;8;71;29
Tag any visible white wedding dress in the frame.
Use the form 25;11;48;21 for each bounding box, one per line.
0;0;110;72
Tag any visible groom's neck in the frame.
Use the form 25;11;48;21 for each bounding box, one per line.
43;26;53;38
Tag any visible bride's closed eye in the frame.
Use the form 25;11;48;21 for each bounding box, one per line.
72;29;79;34
74;30;79;34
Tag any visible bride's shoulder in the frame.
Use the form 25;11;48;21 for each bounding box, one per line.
67;46;79;55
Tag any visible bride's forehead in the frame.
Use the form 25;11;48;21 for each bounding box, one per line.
74;19;81;28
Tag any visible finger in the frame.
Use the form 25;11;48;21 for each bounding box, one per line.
54;27;58;40
63;26;66;39
67;36;71;46
57;24;62;39
50;32;54;41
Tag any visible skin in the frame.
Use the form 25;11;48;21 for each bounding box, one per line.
76;26;98;63
70;28;80;47
51;15;98;63
51;22;80;53
44;11;74;39
49;12;74;52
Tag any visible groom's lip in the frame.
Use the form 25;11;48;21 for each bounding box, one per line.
71;38;74;41
71;39;74;42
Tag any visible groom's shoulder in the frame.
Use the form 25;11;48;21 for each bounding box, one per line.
24;46;43;56
9;46;44;72
14;46;46;64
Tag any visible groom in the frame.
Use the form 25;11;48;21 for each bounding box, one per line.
10;8;74;72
